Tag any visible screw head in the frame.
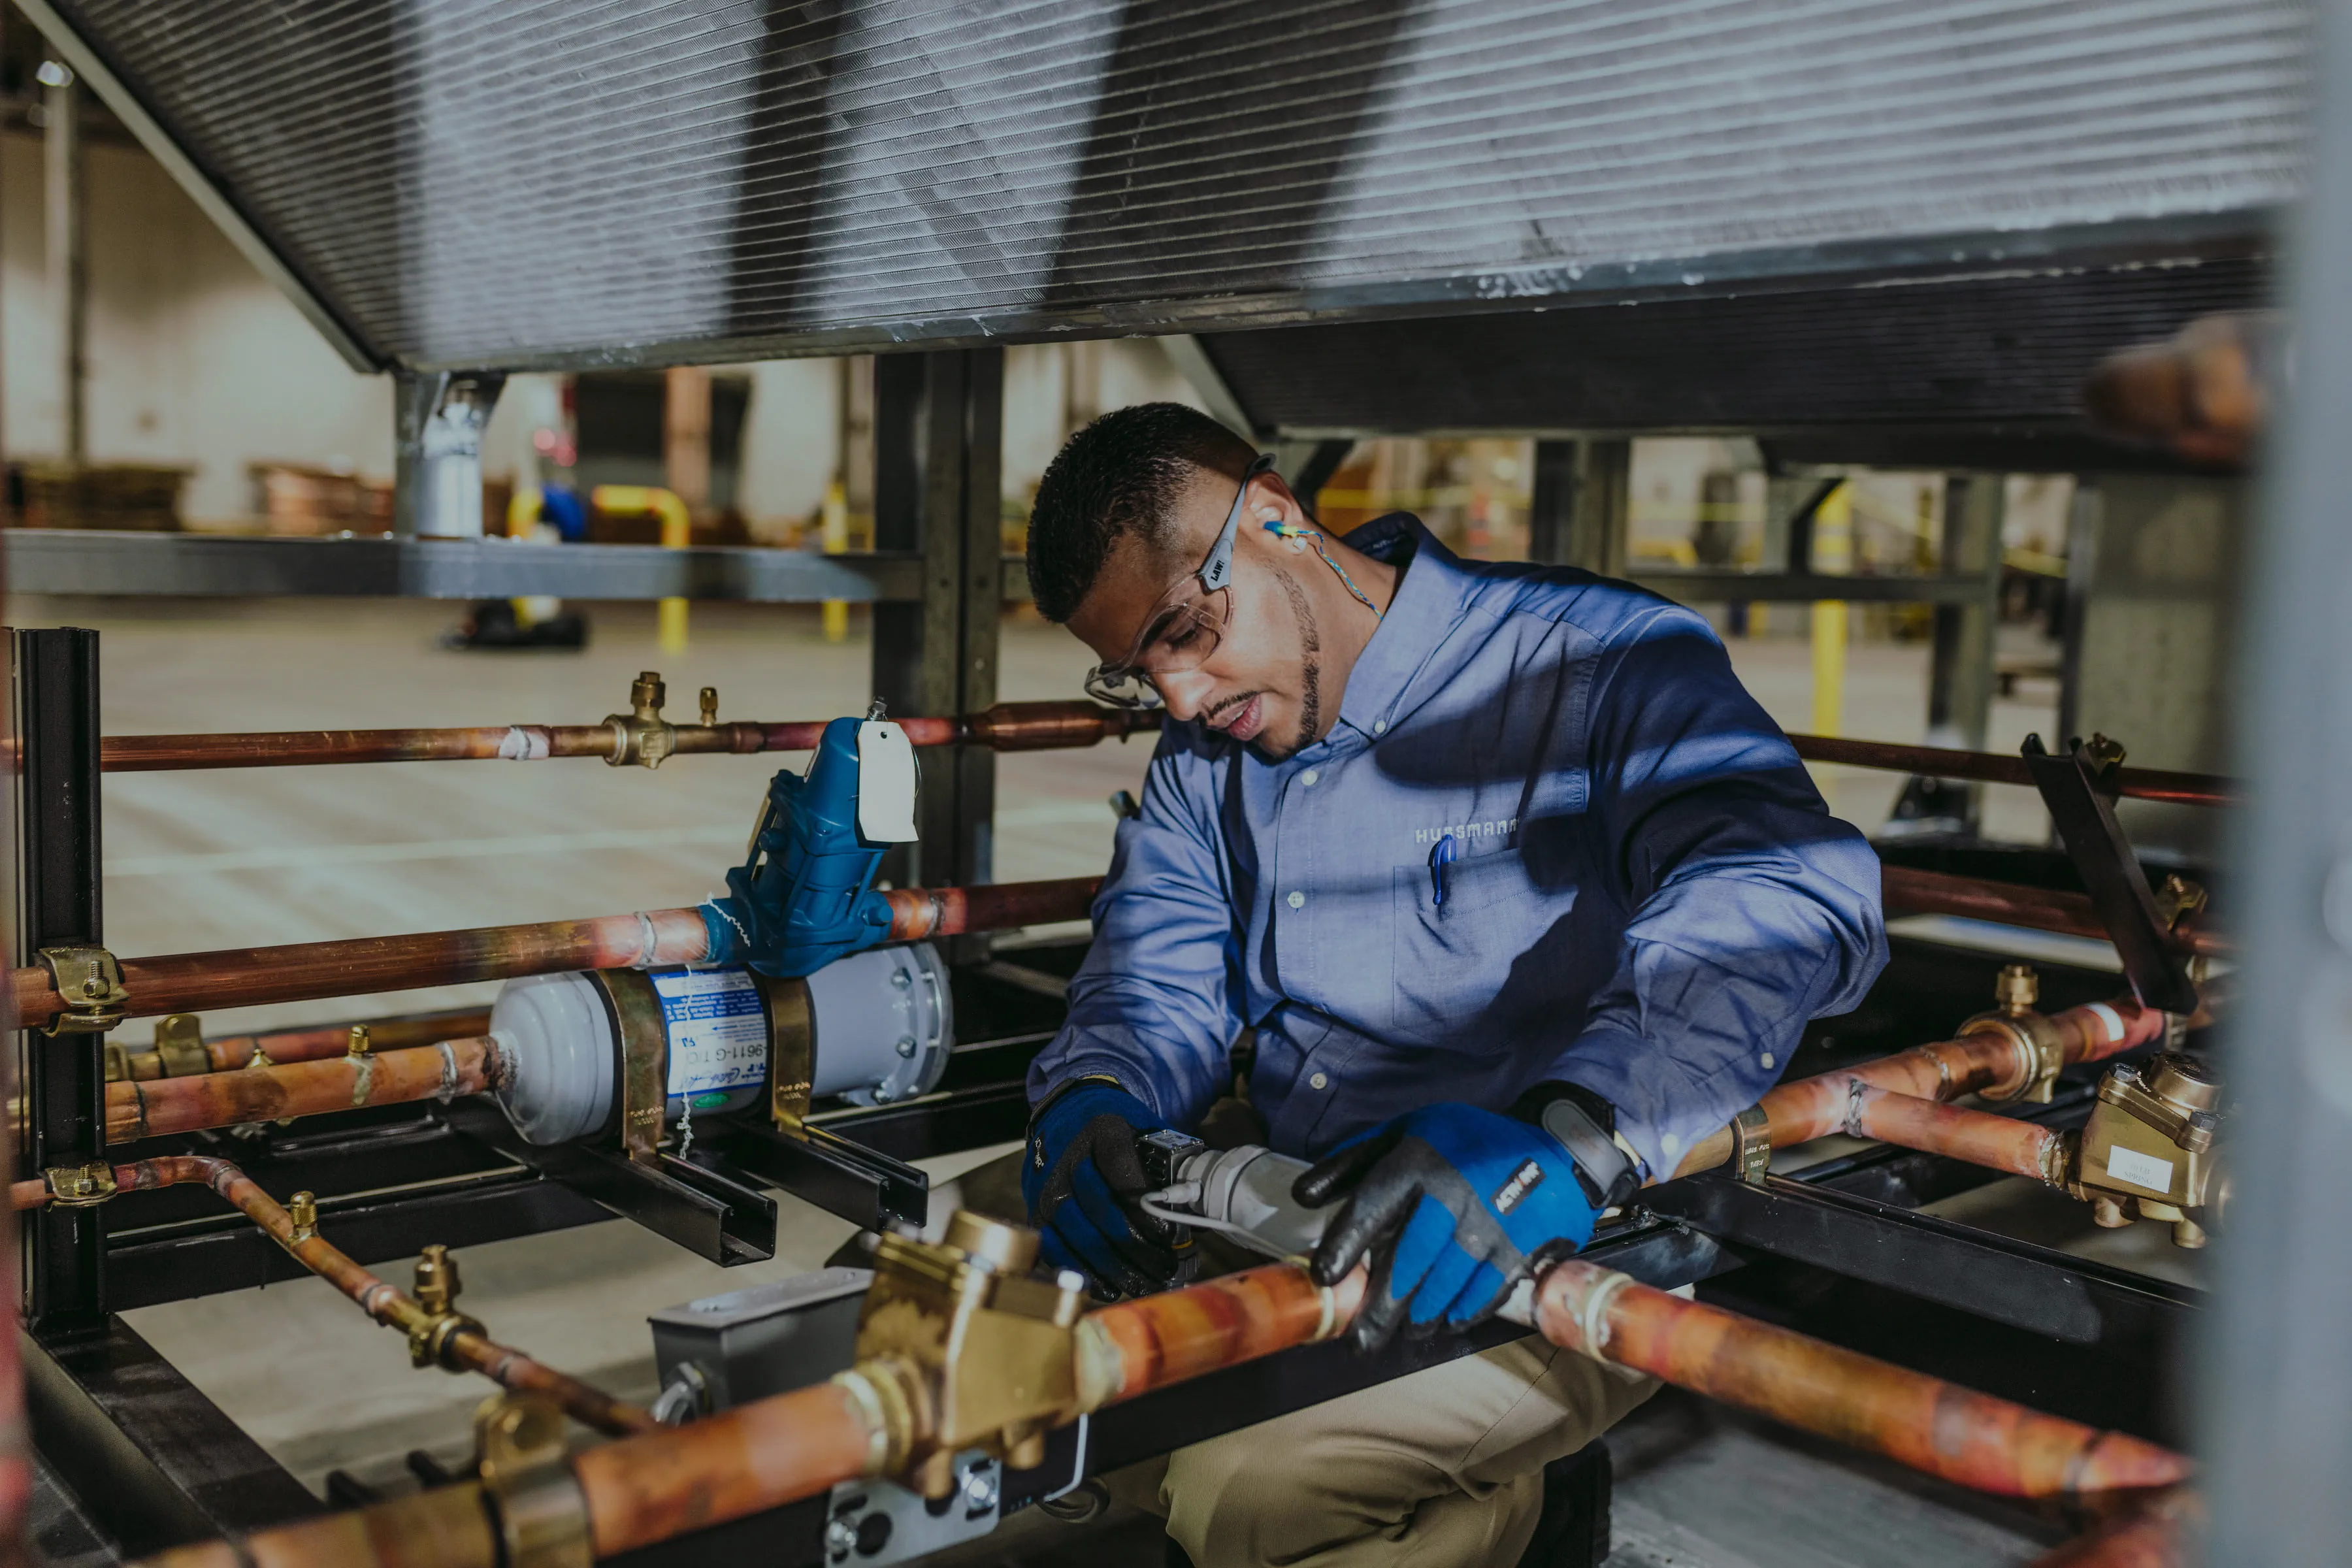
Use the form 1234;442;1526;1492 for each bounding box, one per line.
964;1465;999;1510
896;1036;917;1058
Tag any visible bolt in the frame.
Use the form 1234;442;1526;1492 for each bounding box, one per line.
825;1516;858;1556
872;1084;894;1103
891;970;912;990
896;1036;917;1058
964;1465;1000;1511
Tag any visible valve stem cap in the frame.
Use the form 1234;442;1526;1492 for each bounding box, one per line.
1995;963;2038;1013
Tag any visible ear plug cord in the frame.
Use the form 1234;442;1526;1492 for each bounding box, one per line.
1265;521;1384;619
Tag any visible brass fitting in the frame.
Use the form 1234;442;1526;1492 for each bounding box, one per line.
45;1162;117;1208
154;1013;209;1076
836;1211;1089;1497
346;1024;373;1058
1961;964;2068;1103
2070;1053;2222;1249
37;945;128;1035
604;671;678;768
2154;873;2209;930
700;686;719;726
474;1393;593;1568
287;1191;319;1244
408;1244;487;1369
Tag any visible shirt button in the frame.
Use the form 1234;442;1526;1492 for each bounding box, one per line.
1286;890;1305;909
1301;768;1320;786
1309;1072;1329;1090
1372;720;1388;734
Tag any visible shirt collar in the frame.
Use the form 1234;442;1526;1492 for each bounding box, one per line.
1327;512;1476;743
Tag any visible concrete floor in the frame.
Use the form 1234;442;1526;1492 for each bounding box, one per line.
8;591;2074;1558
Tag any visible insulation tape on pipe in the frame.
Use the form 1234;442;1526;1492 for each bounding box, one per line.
489;945;953;1145
497;725;552;760
2085;1002;2127;1045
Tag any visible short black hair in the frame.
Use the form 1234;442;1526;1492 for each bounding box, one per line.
1026;402;1258;623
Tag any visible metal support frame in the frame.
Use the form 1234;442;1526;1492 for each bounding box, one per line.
1927;473;2004;751
15;628;110;1339
2021;735;2200;1013
44;61;87;465
871;350;1005;921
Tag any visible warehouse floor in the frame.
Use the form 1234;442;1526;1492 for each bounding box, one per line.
7;593;2090;1564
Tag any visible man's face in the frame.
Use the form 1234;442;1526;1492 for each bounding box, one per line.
1066;468;1330;761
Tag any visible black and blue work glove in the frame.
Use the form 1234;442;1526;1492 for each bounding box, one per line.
1022;1080;1187;1299
1297;1092;1634;1352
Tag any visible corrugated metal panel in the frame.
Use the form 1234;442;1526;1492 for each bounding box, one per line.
50;0;2308;370
1201;255;2271;435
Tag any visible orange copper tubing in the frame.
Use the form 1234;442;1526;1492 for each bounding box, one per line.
1881;864;2227;956
1674;994;2171;1177
1535;1260;2190;1500
1791;734;2236;808
11;876;1094;1028
106;1037;505;1143
1842;1083;2068;1184
197;1009;493;1073
95;701;1160;772
135;1480;500;1568
14;1156;653;1438
1075;1258;1367;1409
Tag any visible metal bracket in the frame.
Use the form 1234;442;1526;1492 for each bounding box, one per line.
44;1162;116;1208
152;1013;208;1076
2019;734;2200;1015
826;1452;1000;1565
37;945;127;1034
759;972;815;1127
713;1117;930;1234
589;969;668;1165
476;1394;593;1568
1729;1106;1772;1186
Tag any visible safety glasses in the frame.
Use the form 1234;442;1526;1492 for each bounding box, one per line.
1084;453;1277;710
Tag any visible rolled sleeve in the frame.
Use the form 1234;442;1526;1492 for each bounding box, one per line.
1546;608;1887;1178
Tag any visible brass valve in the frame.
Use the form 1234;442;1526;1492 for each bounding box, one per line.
1961;964;2066;1103
346;1024;373;1058
837;1211;1090;1498
287;1191;319;1244
2071;1053;2223;1249
604;670;678;769
408;1243;486;1368
700;686;719;726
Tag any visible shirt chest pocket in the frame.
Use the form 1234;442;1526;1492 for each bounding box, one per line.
1386;849;1525;1045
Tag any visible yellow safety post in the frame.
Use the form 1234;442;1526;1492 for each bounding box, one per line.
821;479;850;644
591;484;693;655
1810;481;1852;738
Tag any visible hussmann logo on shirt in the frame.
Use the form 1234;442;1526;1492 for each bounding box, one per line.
1492;1158;1545;1215
1413;819;1518;845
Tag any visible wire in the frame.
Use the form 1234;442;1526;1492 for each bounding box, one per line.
1267;523;1384;620
1137;1193;1286;1248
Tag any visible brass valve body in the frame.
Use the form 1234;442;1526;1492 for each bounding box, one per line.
2072;1053;2222;1248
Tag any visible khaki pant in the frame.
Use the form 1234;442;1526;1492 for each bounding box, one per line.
953;1149;1658;1568
1106;1333;1655;1568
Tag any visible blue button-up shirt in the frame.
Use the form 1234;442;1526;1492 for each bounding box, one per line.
1028;515;1887;1179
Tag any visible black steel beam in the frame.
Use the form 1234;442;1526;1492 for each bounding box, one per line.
24;1317;323;1555
105;1171;608;1311
17;627;110;1338
804;1081;1030;1164
1643;1171;2198;1348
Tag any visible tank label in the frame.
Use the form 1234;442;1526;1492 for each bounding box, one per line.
653;970;767;1098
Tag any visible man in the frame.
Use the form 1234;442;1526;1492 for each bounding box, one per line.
1019;404;1886;1565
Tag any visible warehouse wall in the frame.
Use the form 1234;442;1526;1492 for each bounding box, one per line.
0;133;393;523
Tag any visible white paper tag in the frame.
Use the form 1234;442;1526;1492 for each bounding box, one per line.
652;970;768;1099
2103;1144;2176;1195
857;721;921;843
2086;1001;2126;1045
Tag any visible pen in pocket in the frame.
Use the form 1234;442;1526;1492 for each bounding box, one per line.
1429;833;1458;907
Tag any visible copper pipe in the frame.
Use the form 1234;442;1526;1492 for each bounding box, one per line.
199;1009;493;1072
1882;864;2227;956
1675;995;2171;1177
14;1156;652;1437
880;876;1102;941
106;1037;504;1143
2031;1487;2200;1566
12;876;1096;1028
1535;1261;2189;1499
575;1379;877;1557
1075;1258;1366;1408
1844;1083;2067;1183
135;1481;499;1568
1791;734;2234;808
94;701;1158;772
